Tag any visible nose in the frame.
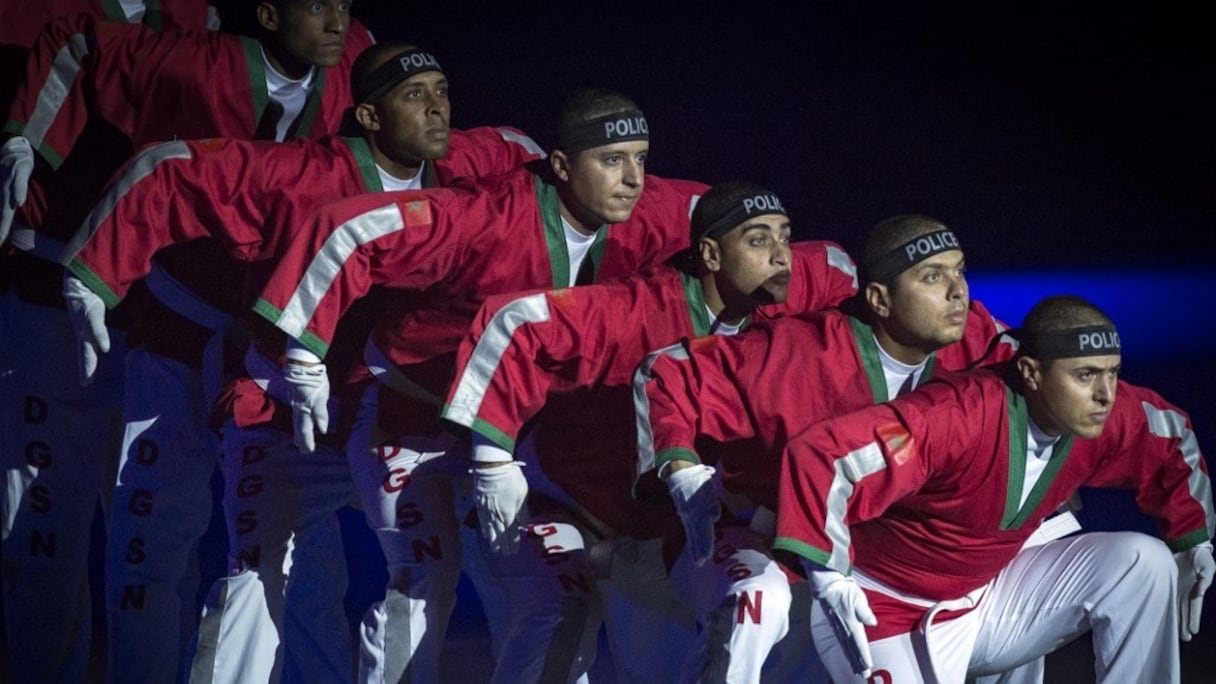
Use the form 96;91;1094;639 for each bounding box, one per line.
1095;373;1116;404
324;4;348;33
947;272;968;300
425;91;447;116
622;159;643;188
773;240;791;265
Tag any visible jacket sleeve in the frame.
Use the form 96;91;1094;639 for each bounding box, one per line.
443;282;642;450
772;380;973;573
436;126;545;184
1083;381;1214;551
63;138;289;305
251;188;465;358
4;15;158;168
635;335;766;477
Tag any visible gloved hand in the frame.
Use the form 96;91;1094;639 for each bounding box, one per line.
1;136;34;244
1175;542;1214;641
471;440;529;556
664;462;719;566
62;272;110;387
807;564;877;677
284;360;329;453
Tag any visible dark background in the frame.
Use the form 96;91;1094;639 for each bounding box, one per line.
353;1;1214;271
5;2;1215;681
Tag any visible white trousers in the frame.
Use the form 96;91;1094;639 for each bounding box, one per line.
812;531;1179;683
346;385;468;684
669;521;826;683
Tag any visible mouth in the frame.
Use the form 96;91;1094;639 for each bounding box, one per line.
768;272;792;286
945;310;967;326
1089;410;1111;425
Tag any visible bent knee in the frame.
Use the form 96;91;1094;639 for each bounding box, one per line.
1093;531;1175;589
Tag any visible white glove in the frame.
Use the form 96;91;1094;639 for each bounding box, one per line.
471;440;529;556
1175;542;1214;641
665;463;719;566
284;360;329;453
1;136;34;244
62;273;110;387
807;564;877;678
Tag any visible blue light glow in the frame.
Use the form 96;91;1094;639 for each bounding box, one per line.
968;267;1216;362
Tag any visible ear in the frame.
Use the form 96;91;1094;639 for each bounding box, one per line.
256;2;280;31
864;281;892;318
354;102;379;131
1017;356;1040;390
697;237;721;272
549;150;570;182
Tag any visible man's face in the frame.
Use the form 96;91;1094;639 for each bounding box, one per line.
711;217;793;306
271;0;351;69
1023;354;1121;438
553;140;647;231
371;70;451;163
882;249;969;353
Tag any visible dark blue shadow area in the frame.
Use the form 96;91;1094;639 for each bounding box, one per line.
969;267;1216;362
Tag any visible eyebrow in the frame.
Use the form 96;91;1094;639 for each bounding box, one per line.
913;253;965;271
739;220;790;234
1072;362;1121;373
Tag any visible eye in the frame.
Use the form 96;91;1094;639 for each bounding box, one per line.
603;153;622;165
923;270;941;283
635;152;648;165
338;1;352;11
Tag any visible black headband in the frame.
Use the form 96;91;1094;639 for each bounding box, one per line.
694;192;788;241
865;228;961;284
356;49;442;104
1021;325;1121;360
557;110;648;153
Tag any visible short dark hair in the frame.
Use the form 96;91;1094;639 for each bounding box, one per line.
349;43;425;103
553;87;640;147
222;0;295;36
858;214;949;285
1020;294;1114;341
690;180;778;244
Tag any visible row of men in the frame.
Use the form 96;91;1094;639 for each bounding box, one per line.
2;1;1213;683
